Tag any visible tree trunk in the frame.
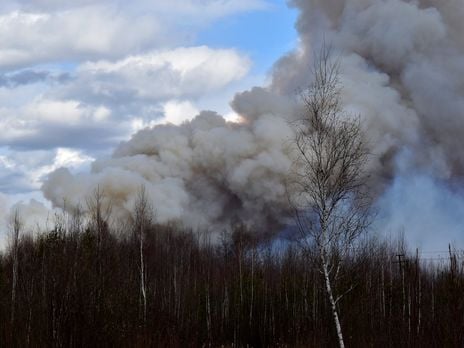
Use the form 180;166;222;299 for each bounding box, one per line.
10;210;21;333
139;229;147;325
11;237;18;326
321;253;345;348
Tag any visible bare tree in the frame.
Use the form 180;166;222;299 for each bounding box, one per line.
9;209;22;329
132;185;153;325
86;186;112;326
288;46;372;348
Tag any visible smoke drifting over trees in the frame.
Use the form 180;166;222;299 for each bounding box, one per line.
2;1;464;346
32;0;464;248
42;110;294;236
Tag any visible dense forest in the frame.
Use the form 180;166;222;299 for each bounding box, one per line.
0;204;463;347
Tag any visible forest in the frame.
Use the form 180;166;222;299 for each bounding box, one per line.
0;207;463;347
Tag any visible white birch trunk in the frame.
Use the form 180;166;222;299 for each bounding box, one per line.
139;228;147;324
321;253;345;348
320;211;345;348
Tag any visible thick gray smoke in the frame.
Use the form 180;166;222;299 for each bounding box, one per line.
42;0;464;246
42;109;296;234
273;0;464;180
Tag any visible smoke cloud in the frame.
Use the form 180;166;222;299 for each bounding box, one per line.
42;110;294;234
41;0;464;246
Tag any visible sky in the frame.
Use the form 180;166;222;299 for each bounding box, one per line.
2;0;463;253
0;0;298;220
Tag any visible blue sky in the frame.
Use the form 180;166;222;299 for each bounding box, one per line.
198;0;298;75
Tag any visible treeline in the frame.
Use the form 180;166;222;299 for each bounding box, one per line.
0;210;463;347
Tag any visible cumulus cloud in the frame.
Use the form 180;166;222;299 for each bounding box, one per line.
0;0;267;70
0;98;121;150
61;46;251;105
0;9;162;70
161;100;200;125
0;45;251;153
0;147;93;193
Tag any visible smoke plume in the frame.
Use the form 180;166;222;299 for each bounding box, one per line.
42;0;464;246
42;109;295;234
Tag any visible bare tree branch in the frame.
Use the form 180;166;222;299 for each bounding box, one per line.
288;43;373;348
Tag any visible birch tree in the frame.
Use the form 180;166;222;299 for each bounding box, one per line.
288;46;372;348
132;185;153;325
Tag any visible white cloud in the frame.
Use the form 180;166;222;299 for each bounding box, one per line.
27;152;88;195
29;100;84;124
10;0;103;11
0;147;94;193
162;100;200;125
7;0;268;17
0;98;116;148
0;0;269;70
71;46;251;103
31;148;94;184
0;8;162;69
0;45;251;152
